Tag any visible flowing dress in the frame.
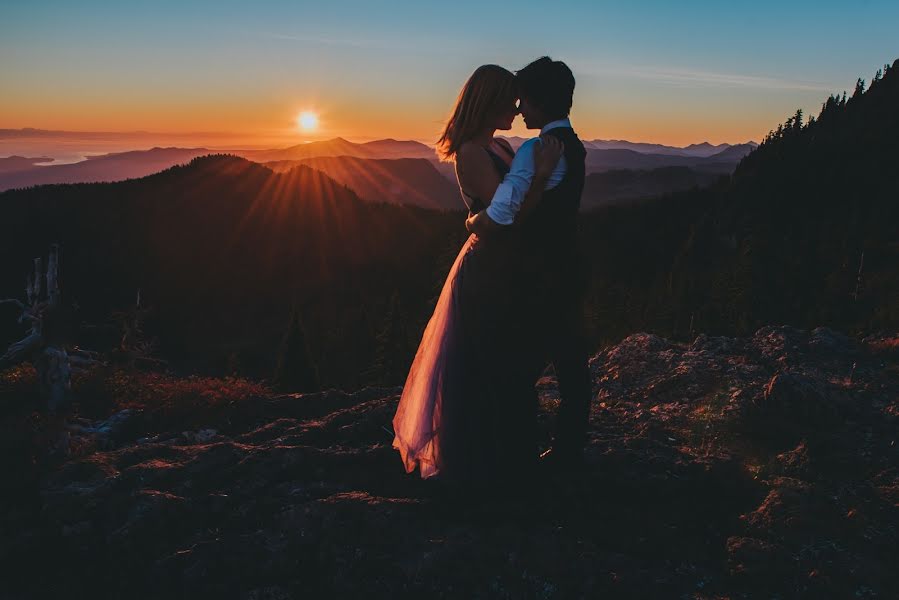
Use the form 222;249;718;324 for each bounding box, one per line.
391;143;534;484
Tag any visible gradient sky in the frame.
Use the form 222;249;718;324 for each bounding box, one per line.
2;0;897;146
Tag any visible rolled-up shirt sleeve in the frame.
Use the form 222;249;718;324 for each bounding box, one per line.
485;138;539;225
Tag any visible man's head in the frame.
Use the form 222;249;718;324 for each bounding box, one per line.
515;57;575;130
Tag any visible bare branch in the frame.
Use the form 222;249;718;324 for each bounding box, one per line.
1;331;42;364
0;299;25;310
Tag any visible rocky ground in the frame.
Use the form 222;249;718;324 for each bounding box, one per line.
1;325;897;599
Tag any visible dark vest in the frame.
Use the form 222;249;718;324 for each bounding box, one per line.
520;126;588;294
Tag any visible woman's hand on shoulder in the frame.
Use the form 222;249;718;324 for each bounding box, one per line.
534;135;564;180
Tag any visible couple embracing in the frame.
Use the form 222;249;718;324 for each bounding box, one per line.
392;57;592;491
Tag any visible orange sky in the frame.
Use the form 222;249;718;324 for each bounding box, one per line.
3;2;895;149
1;85;787;147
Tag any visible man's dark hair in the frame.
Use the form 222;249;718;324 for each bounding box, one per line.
515;56;575;120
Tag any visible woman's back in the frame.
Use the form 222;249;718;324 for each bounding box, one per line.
456;138;514;215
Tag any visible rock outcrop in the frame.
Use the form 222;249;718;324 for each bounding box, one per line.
2;326;897;598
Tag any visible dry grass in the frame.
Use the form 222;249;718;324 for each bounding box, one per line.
0;364;271;464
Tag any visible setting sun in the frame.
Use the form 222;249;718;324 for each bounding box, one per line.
297;111;319;131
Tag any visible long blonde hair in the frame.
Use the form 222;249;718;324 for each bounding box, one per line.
436;64;516;161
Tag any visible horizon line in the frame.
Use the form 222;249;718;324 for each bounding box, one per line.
0;127;759;150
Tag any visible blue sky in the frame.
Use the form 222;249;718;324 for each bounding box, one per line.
1;0;896;144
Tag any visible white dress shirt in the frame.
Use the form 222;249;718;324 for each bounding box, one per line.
484;118;572;225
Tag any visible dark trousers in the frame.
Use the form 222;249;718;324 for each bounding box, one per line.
541;282;592;456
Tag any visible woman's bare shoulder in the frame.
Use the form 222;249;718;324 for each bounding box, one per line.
455;142;489;169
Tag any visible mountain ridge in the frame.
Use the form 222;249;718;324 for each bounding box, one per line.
265;156;459;210
500;135;758;157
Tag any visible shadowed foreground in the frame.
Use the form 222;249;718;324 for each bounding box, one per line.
2;326;897;598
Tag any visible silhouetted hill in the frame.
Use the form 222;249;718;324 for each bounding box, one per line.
429;159;458;182
705;142;757;162
502;136;757;157
584;147;747;174
581;166;720;209
664;60;899;335
238;137;436;163
565;60;899;351
681;141;731;156
265;156;460;210
585;139;757;157
0;147;211;191
0;154;464;385
358;138;438;159
0;155;54;173
497;135;529;149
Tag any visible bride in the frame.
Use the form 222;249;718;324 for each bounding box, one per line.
391;64;562;486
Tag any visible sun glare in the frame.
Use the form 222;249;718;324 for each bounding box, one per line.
297;111;319;131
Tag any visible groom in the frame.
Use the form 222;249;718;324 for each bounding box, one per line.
466;56;592;470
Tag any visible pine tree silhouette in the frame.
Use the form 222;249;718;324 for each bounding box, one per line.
273;303;320;393
668;58;899;336
365;292;410;386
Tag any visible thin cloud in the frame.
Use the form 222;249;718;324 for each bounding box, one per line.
583;62;838;92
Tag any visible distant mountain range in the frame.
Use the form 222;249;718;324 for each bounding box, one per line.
581;167;722;209
0;134;756;204
585;139;754;157
498;136;756;179
235;137;437;163
0;155;54;174
584;144;756;174
501;135;757;157
0;147;211;191
0;128;160;139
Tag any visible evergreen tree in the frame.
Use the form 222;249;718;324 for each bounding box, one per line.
226;350;242;377
349;303;376;388
667;57;899;338
365;292;410;386
273;303;320;393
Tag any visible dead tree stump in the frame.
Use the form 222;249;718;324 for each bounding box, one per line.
1;244;101;411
